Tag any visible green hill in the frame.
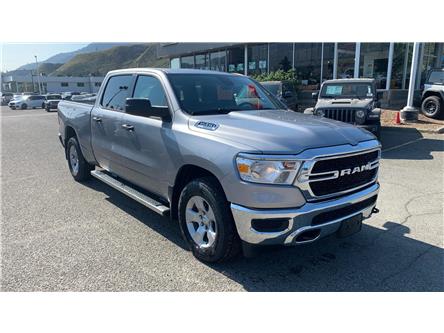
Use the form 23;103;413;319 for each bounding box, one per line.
52;43;169;76
38;63;63;76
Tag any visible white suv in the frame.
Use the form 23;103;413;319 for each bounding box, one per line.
9;95;46;110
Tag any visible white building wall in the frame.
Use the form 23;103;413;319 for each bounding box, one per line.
1;75;104;93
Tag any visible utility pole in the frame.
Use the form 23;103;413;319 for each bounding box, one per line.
34;55;42;94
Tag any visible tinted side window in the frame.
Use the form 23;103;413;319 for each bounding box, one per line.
428;71;444;84
101;75;133;110
133;75;168;107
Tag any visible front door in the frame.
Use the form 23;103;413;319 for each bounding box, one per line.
116;74;175;198
90;74;133;175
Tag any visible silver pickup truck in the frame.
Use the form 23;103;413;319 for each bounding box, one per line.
58;68;381;263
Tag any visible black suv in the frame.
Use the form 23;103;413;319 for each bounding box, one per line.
421;68;444;119
304;78;382;138
260;80;299;111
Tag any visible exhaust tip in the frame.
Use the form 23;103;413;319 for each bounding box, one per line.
295;229;321;243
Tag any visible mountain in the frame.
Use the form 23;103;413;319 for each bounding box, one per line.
52;43;169;76
16;43;131;70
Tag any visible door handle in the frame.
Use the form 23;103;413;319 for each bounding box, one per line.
92;116;102;122
121;124;134;131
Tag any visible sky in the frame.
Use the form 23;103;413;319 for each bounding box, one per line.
1;43;88;72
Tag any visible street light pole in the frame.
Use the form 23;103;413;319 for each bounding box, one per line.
34;55;42;94
400;42;421;123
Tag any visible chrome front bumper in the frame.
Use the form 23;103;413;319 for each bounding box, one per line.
231;183;379;245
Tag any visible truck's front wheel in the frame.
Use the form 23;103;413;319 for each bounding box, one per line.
66;137;93;181
178;177;241;263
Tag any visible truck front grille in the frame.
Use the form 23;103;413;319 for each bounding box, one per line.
308;150;379;197
321;108;356;123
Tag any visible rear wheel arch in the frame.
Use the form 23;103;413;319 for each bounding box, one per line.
64;126;79;159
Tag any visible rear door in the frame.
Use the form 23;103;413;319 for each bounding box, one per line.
90;74;134;174
115;74;174;197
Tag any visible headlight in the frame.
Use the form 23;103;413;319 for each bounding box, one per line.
355;110;366;124
236;155;301;185
316;109;325;117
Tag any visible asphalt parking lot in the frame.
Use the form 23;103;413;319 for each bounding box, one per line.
1;105;443;291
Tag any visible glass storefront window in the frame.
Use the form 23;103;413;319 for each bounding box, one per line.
294;43;322;91
269;43;293;72
358;43;390;89
337;43;356;79
227;47;245;74
391;43;412;89
180;55;194;69
419;43;442;86
210;51;226;72
170;57;180;69
195;54;209;70
247;44;268;75
322;43;335;82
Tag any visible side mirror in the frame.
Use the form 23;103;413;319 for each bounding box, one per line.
312;92;319;100
125;98;170;120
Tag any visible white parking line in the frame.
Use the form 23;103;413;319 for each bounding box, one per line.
382;138;424;152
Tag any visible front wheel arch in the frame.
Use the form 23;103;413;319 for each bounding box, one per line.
171;165;226;222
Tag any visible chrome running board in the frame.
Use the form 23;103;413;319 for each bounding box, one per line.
91;170;170;216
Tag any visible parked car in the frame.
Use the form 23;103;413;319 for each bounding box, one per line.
61;92;81;100
71;94;97;104
420;68;444;119
8;95;46;110
44;94;62;112
304;78;382;139
260;80;299;111
1;92;14;105
58;68;380;263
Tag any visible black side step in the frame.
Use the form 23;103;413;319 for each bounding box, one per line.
91;170;170;216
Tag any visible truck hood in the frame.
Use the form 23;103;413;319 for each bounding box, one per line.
188;109;376;154
316;98;373;109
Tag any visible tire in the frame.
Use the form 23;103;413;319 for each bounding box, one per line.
21;103;27;110
66;137;94;181
46;107;51;112
421;96;442;119
178;177;241;263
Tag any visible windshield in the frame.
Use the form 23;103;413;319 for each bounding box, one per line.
261;83;280;95
166;73;282;115
321;82;374;98
47;95;62;99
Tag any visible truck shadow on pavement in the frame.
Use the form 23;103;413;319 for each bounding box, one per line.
83;180;189;251
380;127;444;160
210;220;443;291
83;179;443;292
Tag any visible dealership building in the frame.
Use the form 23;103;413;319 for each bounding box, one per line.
157;42;444;109
1;72;104;94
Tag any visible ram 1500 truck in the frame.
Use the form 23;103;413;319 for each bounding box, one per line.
58;68;381;263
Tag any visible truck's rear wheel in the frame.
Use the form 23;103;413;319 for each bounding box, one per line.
66;137;93;181
178;177;241;263
421;96;442;119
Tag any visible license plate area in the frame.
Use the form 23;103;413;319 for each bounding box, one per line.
337;213;363;238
